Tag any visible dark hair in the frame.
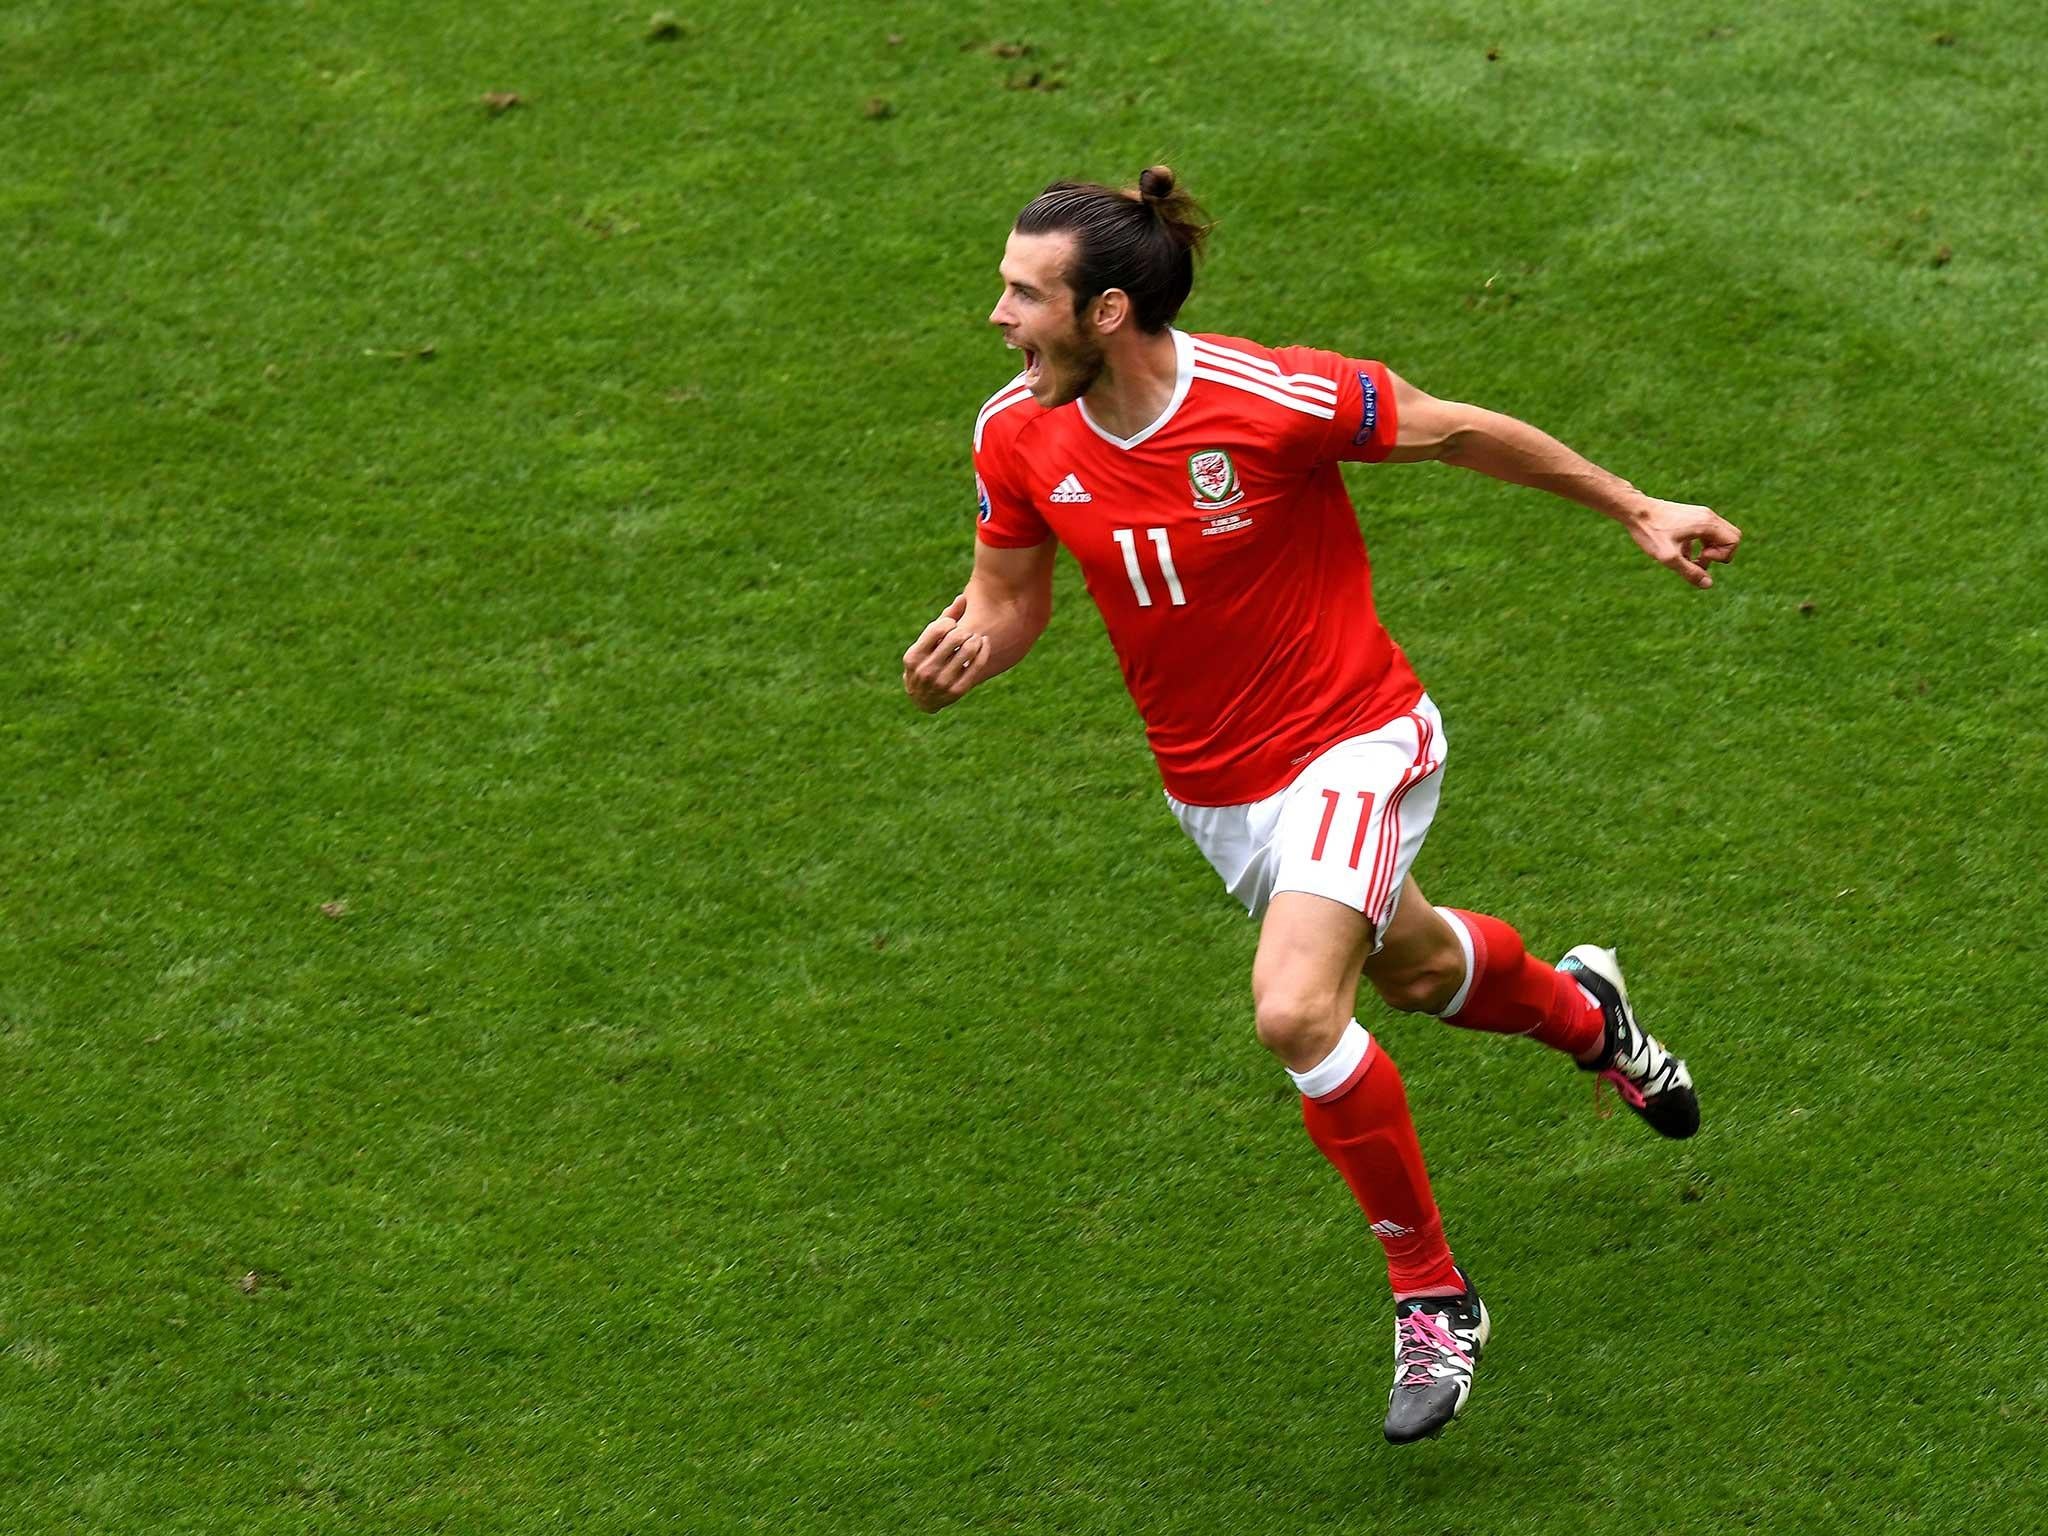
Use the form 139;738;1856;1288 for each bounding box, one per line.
1013;165;1212;333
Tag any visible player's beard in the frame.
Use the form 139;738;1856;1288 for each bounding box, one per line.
1038;330;1105;409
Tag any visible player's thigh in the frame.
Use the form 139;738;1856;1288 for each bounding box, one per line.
1251;891;1377;1068
1361;874;1464;1011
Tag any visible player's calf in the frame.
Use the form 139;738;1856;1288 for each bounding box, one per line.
1431;907;1604;1059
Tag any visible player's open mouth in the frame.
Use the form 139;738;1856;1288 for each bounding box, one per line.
1024;348;1042;385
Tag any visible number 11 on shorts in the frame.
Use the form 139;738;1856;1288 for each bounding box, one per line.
1311;788;1376;869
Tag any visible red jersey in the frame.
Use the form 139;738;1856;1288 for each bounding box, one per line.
973;329;1422;806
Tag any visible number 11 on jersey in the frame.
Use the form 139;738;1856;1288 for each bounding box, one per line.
1112;527;1188;608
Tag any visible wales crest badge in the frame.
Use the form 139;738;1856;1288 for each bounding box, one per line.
1187;448;1244;510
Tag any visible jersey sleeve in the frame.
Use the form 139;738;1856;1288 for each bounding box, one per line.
1271;346;1400;465
971;418;1051;549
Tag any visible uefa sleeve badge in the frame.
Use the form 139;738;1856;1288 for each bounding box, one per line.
1353;371;1380;445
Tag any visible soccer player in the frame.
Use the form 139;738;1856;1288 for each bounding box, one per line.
901;167;1741;1443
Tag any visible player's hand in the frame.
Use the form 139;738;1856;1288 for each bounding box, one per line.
1625;498;1742;589
902;593;992;713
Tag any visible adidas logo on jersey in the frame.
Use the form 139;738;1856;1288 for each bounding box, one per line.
1049;473;1093;503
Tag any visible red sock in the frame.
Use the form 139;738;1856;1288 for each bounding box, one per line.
1438;908;1603;1060
1298;1034;1463;1297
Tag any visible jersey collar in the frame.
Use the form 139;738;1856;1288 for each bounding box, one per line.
1077;329;1192;451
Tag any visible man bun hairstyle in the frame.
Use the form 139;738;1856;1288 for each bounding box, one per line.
1136;164;1177;202
1015;165;1212;333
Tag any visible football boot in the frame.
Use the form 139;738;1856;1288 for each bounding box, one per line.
1383;1269;1490;1444
1559;944;1700;1140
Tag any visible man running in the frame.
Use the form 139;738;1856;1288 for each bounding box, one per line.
901;167;1740;1443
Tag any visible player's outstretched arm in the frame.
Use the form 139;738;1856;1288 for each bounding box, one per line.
901;537;1055;713
1381;368;1742;589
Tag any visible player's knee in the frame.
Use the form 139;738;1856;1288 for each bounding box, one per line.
1252;989;1345;1062
1368;955;1463;1015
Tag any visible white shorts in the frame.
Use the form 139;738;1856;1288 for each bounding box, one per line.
1166;696;1447;948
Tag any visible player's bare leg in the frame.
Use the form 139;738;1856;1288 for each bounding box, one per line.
1251;890;1376;1070
1358;877;1465;1014
1365;875;1699;1138
1254;891;1487;1442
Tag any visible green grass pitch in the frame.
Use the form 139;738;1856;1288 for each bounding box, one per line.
4;0;2045;1529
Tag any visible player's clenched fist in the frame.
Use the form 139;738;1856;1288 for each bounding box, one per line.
902;593;992;713
1625;498;1743;590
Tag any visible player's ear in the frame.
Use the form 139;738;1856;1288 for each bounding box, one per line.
1090;288;1131;337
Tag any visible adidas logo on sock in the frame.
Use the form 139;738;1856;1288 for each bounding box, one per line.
1049;473;1092;503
